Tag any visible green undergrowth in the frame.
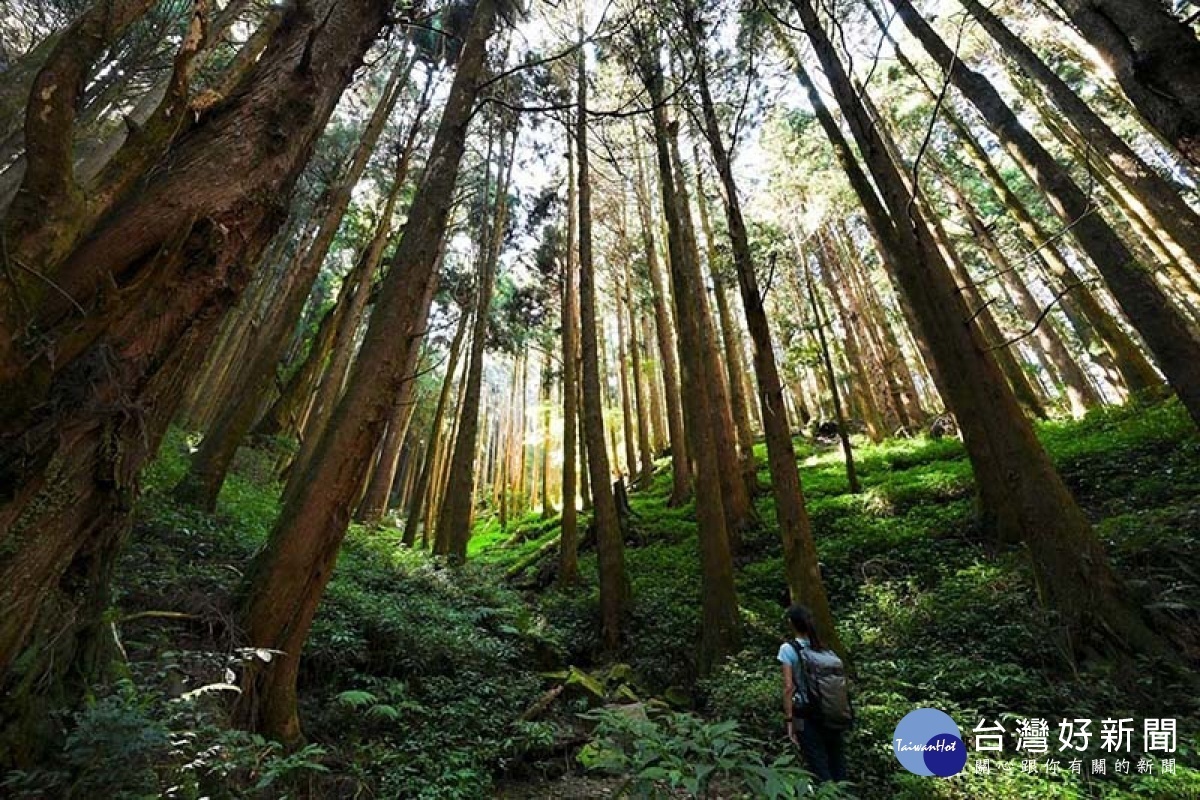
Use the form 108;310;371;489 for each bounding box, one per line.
5;400;1198;798
4;430;563;799
485;400;1200;799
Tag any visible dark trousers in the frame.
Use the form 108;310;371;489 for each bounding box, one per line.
797;719;846;783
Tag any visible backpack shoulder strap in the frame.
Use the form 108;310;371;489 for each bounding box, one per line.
785;640;808;696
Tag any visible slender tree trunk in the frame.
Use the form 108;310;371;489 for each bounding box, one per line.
685;13;841;652
437;124;513;561
859;0;1162;399
940;168;1100;417
804;246;861;493
623;260;655;484
578;33;628;650
961;0;1200;283
560;128;581;584
616;290;639;483
787;0;1166;657
233;0;498;743
642;314;668;454
540;350;553;517
358;275;439;524
634;140;691;503
403;306;469;545
889;0;1200;425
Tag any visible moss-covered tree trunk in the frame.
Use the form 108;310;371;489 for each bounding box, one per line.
0;0;392;758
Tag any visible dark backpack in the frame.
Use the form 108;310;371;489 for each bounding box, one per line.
788;640;853;731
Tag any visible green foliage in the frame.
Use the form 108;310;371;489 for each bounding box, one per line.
491;400;1200;798
578;706;838;799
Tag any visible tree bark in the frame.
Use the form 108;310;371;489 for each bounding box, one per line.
634;139;691;503
437;123;514;562
0;0;392;752
560;128;581;585
233;0;498;743
684;9;842;653
403;305;470;545
577;33;628;651
786;0;1165;657
634;29;740;672
1049;0;1200;168
888;0;1200;426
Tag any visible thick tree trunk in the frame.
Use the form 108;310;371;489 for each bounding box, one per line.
889;0;1200;426
233;0;498;743
0;0;391;755
787;0;1166;658
1049;0;1200;168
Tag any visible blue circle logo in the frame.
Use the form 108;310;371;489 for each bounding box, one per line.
893;708;967;777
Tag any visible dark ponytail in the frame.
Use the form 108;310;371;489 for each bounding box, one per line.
786;604;825;650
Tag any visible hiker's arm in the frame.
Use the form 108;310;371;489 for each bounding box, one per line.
781;663;794;720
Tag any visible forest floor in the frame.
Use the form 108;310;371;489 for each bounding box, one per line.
5;401;1199;799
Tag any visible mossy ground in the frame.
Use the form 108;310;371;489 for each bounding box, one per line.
485;400;1200;798
4;401;1197;798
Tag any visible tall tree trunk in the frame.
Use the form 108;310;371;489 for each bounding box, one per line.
859;0;1162;399
685;12;841;653
437;125;514;562
695;166;759;495
888;0;1200;426
560;127;581;585
939;167;1100;417
173;51;412;510
786;0;1165;657
964;0;1200;282
403;306;470;545
816;235;888;440
634;30;740;672
539;349;554;516
616;290;639;482
357;274;439;524
1049;0;1200;168
634;140;691;503
804;245;861;493
642;314;668;454
578;33;628;650
668;122;754;539
623;260;655;484
0;0;392;755
233;0;498;743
